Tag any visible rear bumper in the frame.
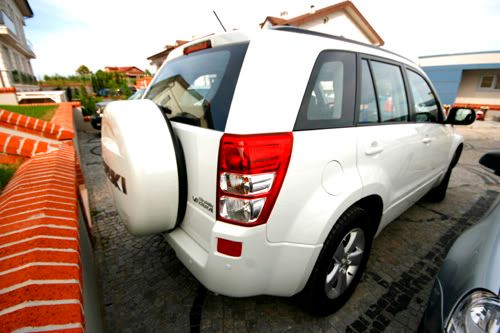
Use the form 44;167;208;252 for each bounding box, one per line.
165;223;321;297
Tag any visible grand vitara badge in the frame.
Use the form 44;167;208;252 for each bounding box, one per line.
104;161;127;194
193;196;214;213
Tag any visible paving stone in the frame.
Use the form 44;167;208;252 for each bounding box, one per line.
76;127;500;332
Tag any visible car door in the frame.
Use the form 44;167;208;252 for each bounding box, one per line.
356;58;424;227
405;69;453;183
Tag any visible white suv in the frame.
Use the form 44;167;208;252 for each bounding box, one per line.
101;27;475;315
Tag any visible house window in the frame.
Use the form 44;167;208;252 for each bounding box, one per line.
495;75;500;89
479;75;495;89
0;11;17;35
2;46;12;69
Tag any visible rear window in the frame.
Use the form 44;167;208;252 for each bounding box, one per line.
145;42;249;131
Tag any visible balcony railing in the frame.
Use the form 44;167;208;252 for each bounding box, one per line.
11;70;37;85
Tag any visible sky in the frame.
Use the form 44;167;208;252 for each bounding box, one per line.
26;0;500;78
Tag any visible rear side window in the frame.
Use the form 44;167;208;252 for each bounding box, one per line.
406;70;441;123
294;51;356;130
145;42;249;131
370;61;409;123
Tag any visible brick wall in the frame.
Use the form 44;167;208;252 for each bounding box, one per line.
0;103;87;332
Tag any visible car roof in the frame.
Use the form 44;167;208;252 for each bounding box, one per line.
167;26;417;70
271;26;415;65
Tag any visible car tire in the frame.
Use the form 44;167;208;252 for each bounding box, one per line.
426;168;452;202
300;206;373;316
427;147;462;202
91;117;101;131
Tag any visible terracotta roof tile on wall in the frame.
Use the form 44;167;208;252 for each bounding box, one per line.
0;103;74;141
0;102;86;332
0;143;84;332
0;132;60;158
49;103;75;140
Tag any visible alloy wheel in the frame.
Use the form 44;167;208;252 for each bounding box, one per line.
324;228;365;299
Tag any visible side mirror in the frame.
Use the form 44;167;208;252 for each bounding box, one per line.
445;107;475;125
479;152;500;176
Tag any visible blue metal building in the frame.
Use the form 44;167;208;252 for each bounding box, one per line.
419;51;500;109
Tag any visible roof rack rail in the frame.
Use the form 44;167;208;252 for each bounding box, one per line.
270;26;414;64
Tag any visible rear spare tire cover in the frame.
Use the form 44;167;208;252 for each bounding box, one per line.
101;99;185;235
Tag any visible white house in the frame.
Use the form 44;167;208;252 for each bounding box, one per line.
0;0;37;92
260;1;384;46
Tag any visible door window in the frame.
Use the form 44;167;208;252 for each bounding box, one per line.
371;61;409;123
406;70;440;123
359;60;379;123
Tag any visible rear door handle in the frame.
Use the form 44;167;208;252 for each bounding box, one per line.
365;143;384;156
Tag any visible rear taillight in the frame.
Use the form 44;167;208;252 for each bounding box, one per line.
217;133;293;226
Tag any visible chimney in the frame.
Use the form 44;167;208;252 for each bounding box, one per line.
280;10;288;18
310;5;316;14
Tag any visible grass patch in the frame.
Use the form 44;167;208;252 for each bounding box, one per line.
0;104;58;121
0;164;18;192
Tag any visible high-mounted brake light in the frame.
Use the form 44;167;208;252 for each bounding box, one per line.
183;40;212;55
217;133;293;227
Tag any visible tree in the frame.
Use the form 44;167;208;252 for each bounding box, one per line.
119;82;131;98
91;70;108;94
144;69;153;77
76;65;91;76
79;85;97;115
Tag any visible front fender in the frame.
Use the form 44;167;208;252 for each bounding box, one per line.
449;127;464;166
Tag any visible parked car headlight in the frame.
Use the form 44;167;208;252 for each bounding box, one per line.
447;290;500;333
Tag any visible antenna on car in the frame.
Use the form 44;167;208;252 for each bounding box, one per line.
213;10;227;32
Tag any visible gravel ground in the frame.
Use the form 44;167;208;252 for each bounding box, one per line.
76;118;500;333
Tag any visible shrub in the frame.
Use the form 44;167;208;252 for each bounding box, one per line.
0;164;17;192
20;72;28;84
12;70;19;83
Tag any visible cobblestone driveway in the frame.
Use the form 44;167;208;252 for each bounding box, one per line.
77;122;500;332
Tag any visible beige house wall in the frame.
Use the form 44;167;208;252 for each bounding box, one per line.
455;69;500;105
0;91;17;104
